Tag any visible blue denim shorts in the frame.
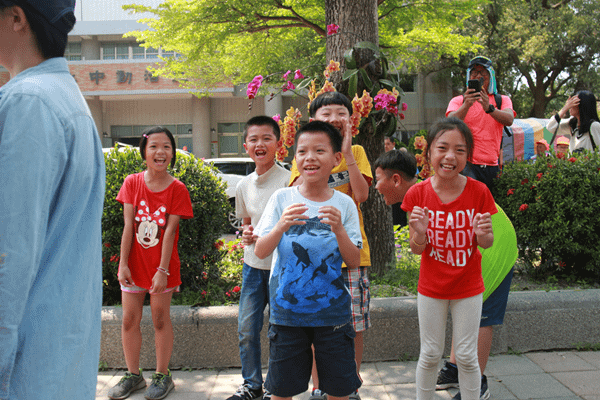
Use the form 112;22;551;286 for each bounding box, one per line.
481;268;514;327
264;323;361;398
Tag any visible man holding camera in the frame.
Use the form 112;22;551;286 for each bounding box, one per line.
446;56;514;192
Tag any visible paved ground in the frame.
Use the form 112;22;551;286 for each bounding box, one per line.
96;350;600;400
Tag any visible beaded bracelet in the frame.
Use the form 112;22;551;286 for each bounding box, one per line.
347;161;357;167
157;267;170;276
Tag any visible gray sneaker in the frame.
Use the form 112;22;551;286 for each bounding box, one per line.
108;370;146;399
144;371;174;400
309;389;328;400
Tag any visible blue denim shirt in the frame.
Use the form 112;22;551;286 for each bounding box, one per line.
0;58;105;399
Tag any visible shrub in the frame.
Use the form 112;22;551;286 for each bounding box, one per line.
371;226;421;296
493;151;600;278
102;146;231;305
173;238;245;306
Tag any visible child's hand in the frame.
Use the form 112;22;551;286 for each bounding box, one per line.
473;212;493;236
276;203;308;232
409;206;429;236
318;205;343;234
340;115;353;156
150;270;168;294
242;225;258;246
118;264;134;287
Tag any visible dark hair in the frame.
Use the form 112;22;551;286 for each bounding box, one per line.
1;1;73;58
139;126;177;168
243;115;281;142
569;90;599;134
426;117;474;162
373;149;417;180
309;91;353;118
295;120;342;153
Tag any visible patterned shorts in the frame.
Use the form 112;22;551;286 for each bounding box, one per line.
342;266;371;332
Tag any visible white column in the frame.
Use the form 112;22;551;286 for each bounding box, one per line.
264;92;283;118
192;96;211;159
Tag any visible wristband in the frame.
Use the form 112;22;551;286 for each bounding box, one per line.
157;267;170;276
411;236;427;247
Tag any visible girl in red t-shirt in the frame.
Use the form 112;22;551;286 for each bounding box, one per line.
401;117;496;400
109;127;193;400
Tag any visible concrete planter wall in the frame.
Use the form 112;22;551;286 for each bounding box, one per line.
100;289;600;369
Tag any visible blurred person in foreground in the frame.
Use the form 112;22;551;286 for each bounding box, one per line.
0;1;105;398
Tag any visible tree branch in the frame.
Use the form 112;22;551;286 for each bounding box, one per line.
246;22;311;33
541;0;572;9
267;0;326;36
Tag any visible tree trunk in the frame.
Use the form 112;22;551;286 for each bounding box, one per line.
325;0;395;276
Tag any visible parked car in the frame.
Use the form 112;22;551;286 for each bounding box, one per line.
204;158;291;233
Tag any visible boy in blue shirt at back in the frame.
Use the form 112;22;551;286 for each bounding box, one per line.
254;121;363;400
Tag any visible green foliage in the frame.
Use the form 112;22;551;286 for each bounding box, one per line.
493;151;600;278
123;0;483;90
172;238;244;307
102;146;231;305
98;360;108;371
371;226;421;296
573;342;600;352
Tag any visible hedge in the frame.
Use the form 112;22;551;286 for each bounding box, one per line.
493;150;600;278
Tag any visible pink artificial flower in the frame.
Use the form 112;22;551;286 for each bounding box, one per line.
246;75;263;99
327;24;339;35
399;112;405;120
272;114;281;123
294;69;304;80
282;81;295;92
282;70;292;80
401;102;408;111
386;105;399;116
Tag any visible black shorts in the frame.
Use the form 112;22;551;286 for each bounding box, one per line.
264;323;361;397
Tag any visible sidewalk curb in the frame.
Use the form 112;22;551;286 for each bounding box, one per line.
100;289;600;369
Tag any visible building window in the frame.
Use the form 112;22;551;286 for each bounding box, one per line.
217;123;245;157
65;42;82;61
399;75;416;93
110;124;193;153
101;43;130;60
102;43;179;60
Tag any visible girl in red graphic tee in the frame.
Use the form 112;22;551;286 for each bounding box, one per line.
111;127;193;398
401;117;496;400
